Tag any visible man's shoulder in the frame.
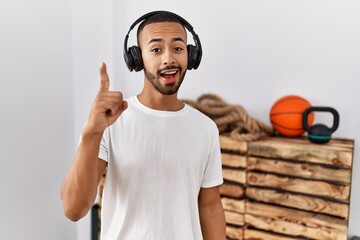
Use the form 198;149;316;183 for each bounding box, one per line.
185;105;218;129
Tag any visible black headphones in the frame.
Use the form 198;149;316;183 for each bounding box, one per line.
123;10;202;72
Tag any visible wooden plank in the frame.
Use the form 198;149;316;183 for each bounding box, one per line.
222;153;247;168
247;138;353;168
245;202;348;240
220;183;245;198
223;169;246;184
226;226;243;240
256;136;354;150
225;210;244;226
246;187;349;219
326;138;355;149
220;135;247;153
221;198;245;213
244;229;301;240
247;157;351;183
247;172;350;201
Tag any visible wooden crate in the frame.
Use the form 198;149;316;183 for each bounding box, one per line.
220;135;354;240
220;138;247;240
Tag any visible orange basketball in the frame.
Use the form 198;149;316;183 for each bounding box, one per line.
270;95;314;137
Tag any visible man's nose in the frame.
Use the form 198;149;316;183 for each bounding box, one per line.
162;49;175;65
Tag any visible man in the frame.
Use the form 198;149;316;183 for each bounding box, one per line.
61;11;226;239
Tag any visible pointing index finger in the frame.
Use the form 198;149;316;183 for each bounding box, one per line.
99;62;110;92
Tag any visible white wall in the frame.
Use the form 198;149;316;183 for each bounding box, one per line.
0;0;76;239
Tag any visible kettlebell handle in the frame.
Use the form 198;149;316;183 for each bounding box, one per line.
302;106;340;132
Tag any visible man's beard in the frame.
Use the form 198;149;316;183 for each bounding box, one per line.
144;66;186;95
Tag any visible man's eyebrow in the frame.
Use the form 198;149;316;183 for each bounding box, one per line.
147;37;186;45
172;37;186;43
148;38;163;45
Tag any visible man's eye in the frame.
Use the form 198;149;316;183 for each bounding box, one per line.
151;48;161;53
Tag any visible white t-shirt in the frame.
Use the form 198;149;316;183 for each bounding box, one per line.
98;96;223;240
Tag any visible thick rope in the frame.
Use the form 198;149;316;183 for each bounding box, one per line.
182;93;274;142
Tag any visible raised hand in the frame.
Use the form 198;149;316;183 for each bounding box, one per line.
85;62;128;135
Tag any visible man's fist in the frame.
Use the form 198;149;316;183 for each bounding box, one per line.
85;62;128;135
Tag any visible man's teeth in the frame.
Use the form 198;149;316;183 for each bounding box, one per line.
163;71;177;75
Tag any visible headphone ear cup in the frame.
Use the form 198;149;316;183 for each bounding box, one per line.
124;48;135;72
129;46;143;72
187;45;199;70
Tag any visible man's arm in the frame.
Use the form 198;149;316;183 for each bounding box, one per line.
61;137;107;221
198;186;226;240
61;63;127;221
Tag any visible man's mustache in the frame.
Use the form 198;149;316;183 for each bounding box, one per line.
158;65;181;73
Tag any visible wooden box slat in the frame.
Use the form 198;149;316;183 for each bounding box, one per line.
247;157;351;183
222;153;247;168
247;172;350;201
250;136;354;149
221;198;245;213
220;183;245;198
246;187;349;218
220;135;247;153
247;137;353;168
244;229;301;240
223;169;246;184
245;202;348;240
226;226;243;240
224;210;244;226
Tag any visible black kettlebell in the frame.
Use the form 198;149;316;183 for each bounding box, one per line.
302;106;340;144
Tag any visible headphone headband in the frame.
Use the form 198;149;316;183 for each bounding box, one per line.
123;10;202;72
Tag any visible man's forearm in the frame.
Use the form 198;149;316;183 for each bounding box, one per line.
61;131;104;221
199;200;226;240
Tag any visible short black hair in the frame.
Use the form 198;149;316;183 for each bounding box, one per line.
136;12;186;45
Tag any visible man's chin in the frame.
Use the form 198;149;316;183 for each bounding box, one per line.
157;87;179;96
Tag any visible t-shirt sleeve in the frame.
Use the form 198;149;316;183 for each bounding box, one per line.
201;129;223;188
98;128;109;162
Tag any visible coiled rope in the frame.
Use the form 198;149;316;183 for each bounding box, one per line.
182;93;274;142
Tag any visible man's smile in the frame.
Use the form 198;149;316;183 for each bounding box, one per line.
159;68;179;84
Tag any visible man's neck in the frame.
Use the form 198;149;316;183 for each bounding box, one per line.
137;90;184;111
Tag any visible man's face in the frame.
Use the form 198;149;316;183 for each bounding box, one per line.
138;22;188;95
